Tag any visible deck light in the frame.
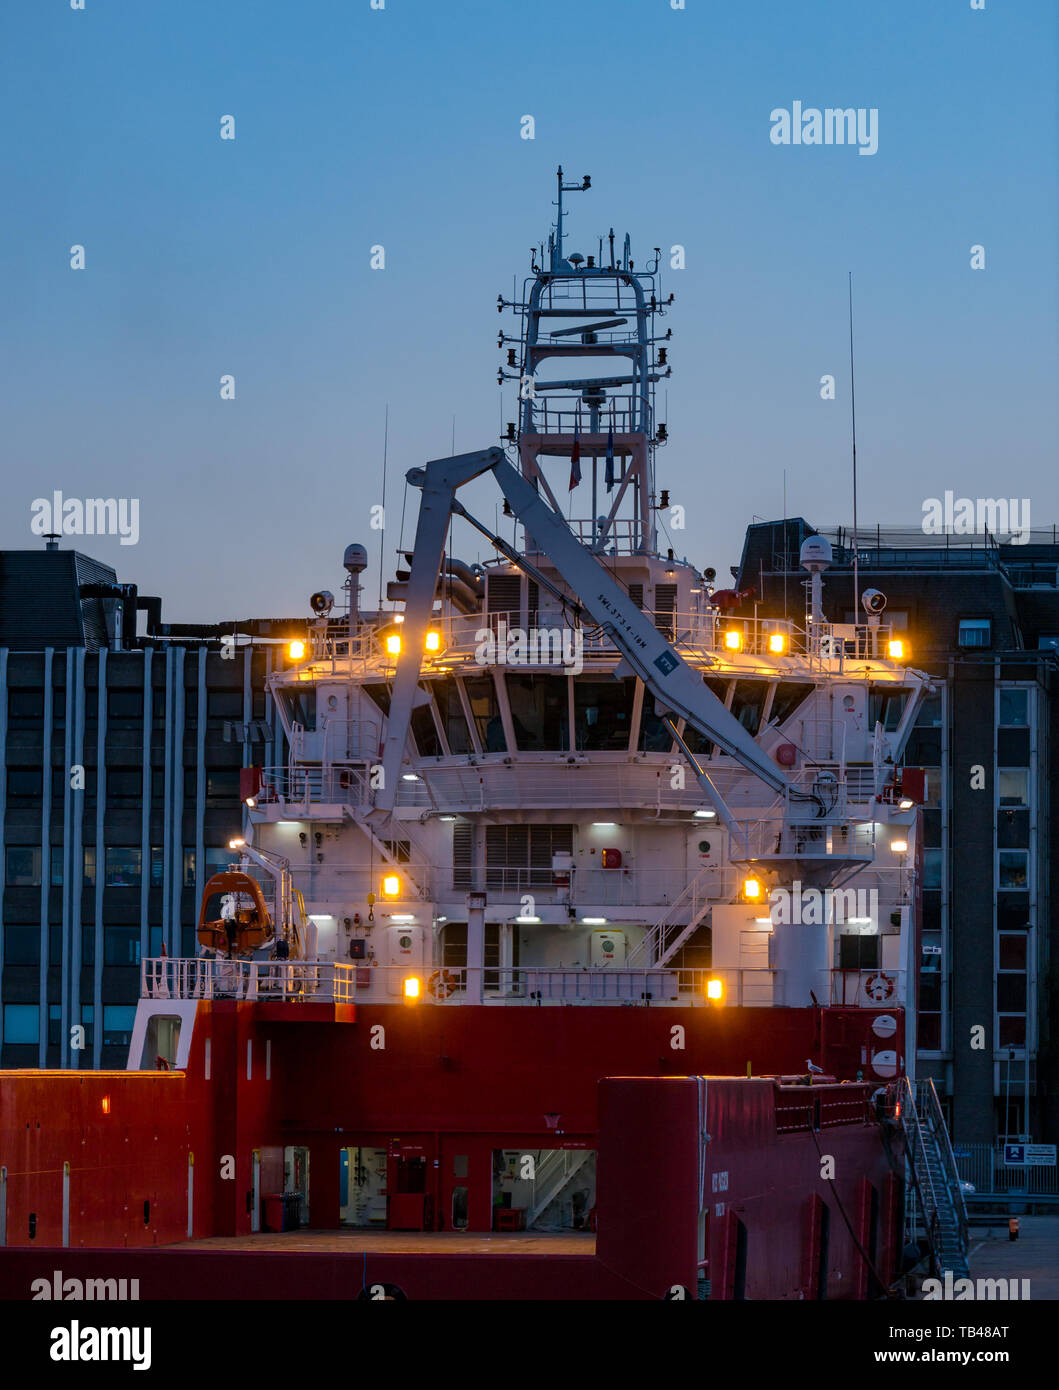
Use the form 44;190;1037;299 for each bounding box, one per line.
385;633;402;656
898;797;914;810
768;633;787;655
244;796;256;809
515;915;541;924
382;874;401;897
693;809;716;819
403;976;420;1000
229;838;245;850
890;840;908;853
288;639;306;661
743;877;762;900
582;917;607;925
887;639;905;660
706;978;724;1001
101;1096;111;1115
724;630;742;651
425;630;441;653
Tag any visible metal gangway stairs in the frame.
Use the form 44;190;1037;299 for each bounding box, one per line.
899;1077;970;1279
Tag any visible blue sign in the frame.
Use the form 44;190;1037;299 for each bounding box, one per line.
654;650;678;677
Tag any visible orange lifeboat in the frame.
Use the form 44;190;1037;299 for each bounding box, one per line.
197;871;274;957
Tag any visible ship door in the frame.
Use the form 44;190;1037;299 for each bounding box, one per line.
283;1146;310;1227
340;1147;388;1227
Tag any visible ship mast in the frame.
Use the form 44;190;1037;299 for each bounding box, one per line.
498;167;673;557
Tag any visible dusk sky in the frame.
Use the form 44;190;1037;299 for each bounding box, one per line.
2;0;1055;621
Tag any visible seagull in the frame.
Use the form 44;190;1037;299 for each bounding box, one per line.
806;1059;824;1074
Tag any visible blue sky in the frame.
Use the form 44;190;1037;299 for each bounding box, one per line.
1;0;1055;620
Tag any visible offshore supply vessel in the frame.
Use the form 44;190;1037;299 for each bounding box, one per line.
0;172;969;1300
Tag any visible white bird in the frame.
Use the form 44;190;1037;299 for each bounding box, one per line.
806;1059;824;1074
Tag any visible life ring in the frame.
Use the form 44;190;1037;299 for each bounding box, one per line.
864;973;895;1002
427;969;458;999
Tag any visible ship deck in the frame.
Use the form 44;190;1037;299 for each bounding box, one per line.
165;1229;596;1256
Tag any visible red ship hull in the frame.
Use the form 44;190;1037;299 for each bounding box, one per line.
0;1003;905;1299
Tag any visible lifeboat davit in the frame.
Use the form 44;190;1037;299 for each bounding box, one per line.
197;871;274;957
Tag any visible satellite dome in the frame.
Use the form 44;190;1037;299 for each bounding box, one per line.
799;535;833;573
343;543;368;574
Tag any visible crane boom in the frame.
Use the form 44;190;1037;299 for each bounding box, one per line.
374;448;792;815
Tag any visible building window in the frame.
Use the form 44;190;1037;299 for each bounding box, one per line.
8;689;43;719
108;689;143;719
998;850;1028;890
3;1003;39;1043
83;847;96;886
183;848;196;887
922;848;943;890
7;768;43;798
204;847;237;876
205;769;241;805
50;846;64;885
81;923;96;966
102;1005;136;1048
150;846;164;885
957;618;991;649
104;927;141;967
998;770;1029;807
107;769;143;800
5;845;42;886
48;1004;62;1048
81;1004;95;1048
208;690;244;720
104;847;142;886
998;689;1028;727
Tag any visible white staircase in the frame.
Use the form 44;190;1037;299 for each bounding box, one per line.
625;868;714;969
525;1149;592;1228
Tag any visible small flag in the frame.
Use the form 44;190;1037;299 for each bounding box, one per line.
604;405;615;492
569;412;582;490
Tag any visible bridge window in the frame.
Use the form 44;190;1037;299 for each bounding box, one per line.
868;688;909;732
730;681;767;735
410;693;442;758
363;684;390;717
431;679;473;754
464;675;505;751
638;703;673;752
505;674;567;750
768;682;813;727
574;678;634;750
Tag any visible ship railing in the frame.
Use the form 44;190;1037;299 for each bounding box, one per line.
440;863;741;907
430;610;895;665
410;759;739;814
730;814;874;862
343;964;776;1006
519;391;652;438
141;956;357;1003
258;764;373;809
536;277;650;310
